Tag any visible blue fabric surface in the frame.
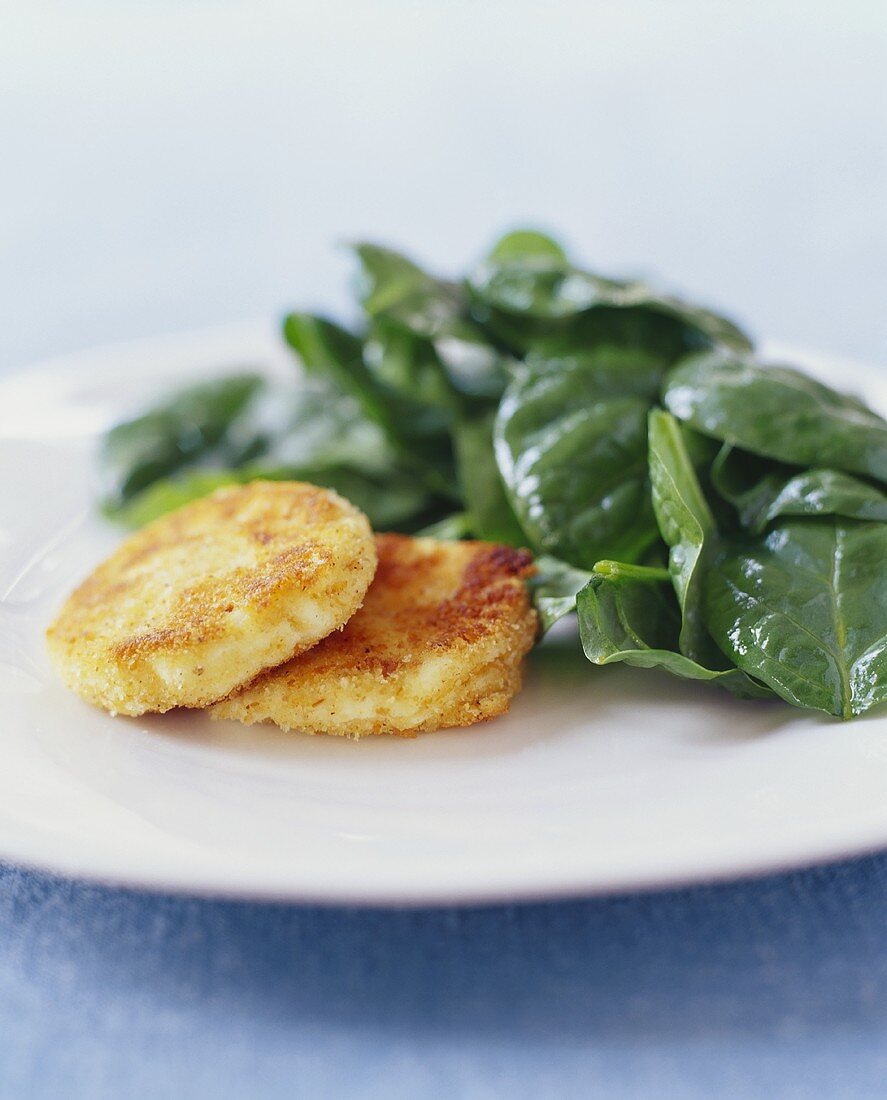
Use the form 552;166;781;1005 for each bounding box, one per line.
2;856;887;1099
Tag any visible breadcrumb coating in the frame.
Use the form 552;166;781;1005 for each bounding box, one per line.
46;481;376;715
211;533;537;737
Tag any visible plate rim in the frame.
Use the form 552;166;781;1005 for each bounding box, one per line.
1;818;884;906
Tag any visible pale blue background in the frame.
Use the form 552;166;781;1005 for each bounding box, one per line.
2;3;887;1097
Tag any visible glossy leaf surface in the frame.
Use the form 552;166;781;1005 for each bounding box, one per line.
577;561;771;697
664;353;887;483
711;446;887;533
648;410;723;664
494;349;665;568
705;519;887;717
530;556;593;633
467;231;752;355
452;412;527;546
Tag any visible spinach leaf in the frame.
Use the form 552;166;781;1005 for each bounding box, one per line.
248;380;450;530
751;470;887;530
354;243;511;401
100;374;263;513
467;231;752;356
704;519;887;717
485;229;568;266
530;556;593;633
353;242;462;338
282;312;458;497
283;312;395;430
494;348;666;568
432;329;513;401
115;463;435;532
576;560;772;697
648;409;724;664
365;318;510;407
711;446;887;533
530;307;707;369
416;512;473;540
113;470;249;527
468;254;633;322
708;444;783;528
104;373;444;532
246;379;401;475
651;296;753;357
452;411;527;545
663;353;887;483
363;321;455;412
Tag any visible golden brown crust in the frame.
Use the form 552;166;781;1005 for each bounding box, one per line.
211;533;538;737
46;481;377;715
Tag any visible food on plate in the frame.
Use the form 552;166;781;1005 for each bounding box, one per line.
46;481;376;716
210;533;537;737
91;229;887;720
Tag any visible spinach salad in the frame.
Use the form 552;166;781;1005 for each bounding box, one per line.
100;231;887;719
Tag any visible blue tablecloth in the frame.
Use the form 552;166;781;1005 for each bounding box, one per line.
2;856;887;1099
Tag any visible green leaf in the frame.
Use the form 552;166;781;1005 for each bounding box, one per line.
283;312;426;442
354;243;511;402
109;469;250;527
100;374;264;512
576;560;772;697
215;377;398;478
530;556;593;632
704;519;887;717
366;319;510;407
431;329;513;401
752;470;887;530
468;258;630;323
649;413;844;703
452;411;527;546
113;463;435;532
648;409;724;665
530;307;707;367
282;312;458;496
363;321;455;412
104;371;443;533
353;242;462;337
283;312;391;428
494;348;665;568
711;446;887;533
416;512;473;540
467;239;752;356
651;295;753;356
485;229;568;266
663;352;887;483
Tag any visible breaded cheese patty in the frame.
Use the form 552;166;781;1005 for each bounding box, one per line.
210;533;537;738
46;481;377;715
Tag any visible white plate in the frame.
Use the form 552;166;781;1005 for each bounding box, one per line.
2;324;887;905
